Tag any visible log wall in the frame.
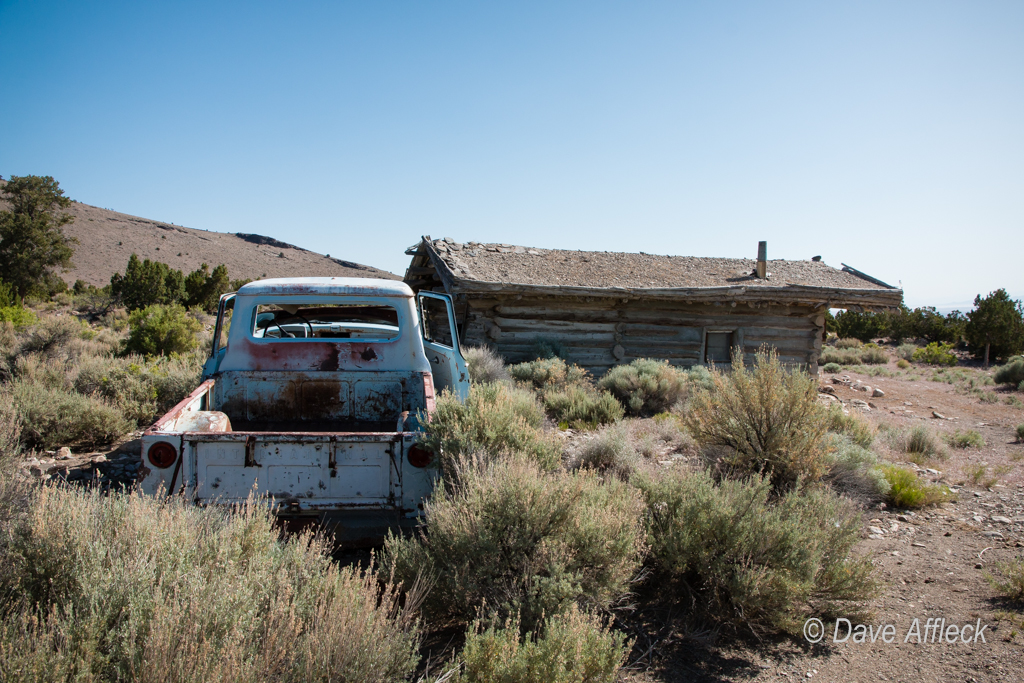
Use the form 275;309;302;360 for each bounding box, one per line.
453;293;826;376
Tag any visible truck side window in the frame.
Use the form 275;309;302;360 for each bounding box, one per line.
420;296;454;348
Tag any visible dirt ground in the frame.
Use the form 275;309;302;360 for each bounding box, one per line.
621;358;1024;683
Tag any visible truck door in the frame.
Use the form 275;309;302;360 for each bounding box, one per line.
417;291;469;400
202;293;235;380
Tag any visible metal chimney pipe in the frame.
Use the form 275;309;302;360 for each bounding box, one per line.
756;241;767;279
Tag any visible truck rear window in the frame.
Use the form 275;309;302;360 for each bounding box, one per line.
251;304;400;341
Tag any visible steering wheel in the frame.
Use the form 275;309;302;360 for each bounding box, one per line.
270;321;295;338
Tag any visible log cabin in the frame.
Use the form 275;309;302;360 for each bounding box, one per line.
403;237;902;376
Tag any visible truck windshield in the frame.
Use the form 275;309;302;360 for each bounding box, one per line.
251;303;400;340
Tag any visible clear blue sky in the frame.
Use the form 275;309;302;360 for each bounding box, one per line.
2;1;1022;310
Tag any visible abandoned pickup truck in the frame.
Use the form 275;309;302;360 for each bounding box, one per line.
139;277;468;534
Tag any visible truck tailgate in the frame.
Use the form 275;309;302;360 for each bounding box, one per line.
189;433;400;509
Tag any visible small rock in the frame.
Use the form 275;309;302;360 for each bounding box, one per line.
983;531;1004;539
868;534;884;540
973;515;986;522
868;526;886;535
912;542;926;548
924;577;935;583
991;516;1012;524
975;563;984;569
926;468;941;475
944;531;952;536
91;455;107;463
897;514;911;522
932;411;945;419
57;446;72;460
873;388;885;397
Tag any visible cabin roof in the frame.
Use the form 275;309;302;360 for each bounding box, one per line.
405;238;903;309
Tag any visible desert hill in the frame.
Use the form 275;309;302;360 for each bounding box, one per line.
1;184;398;286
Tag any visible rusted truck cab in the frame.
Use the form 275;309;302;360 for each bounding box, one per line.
139;277;467;535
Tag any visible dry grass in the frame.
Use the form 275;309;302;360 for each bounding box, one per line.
880;466;952;508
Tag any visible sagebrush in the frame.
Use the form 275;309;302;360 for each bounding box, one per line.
383;456;645;631
0;487;421;683
455;607;629;683
637;468;875;633
464;345;511;384
420;382;559;473
684;348;829;491
598;358;686;416
543;384;623;428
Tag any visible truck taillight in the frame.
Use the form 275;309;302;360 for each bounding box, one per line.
407;444;433;468
148;442;178;469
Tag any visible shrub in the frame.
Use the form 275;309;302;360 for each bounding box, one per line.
912;342;958;366
880;466;951;508
994;358;1024;387
860;347;889;365
627;414;696;459
684;348;829;492
455;607;629;683
896;358;910;369
464;345;511;384
598;358;686;416
835;338;863;350
824;434;889;499
825;404;875;447
637;468;875;633
11;381;132;450
570;424;638;479
0;306;37;328
383;457;645;631
509;356;589;391
945;429;985;449
1017;424;1024;442
543;385;623;427
420;382;559;472
124;303;203;356
0;487;420;683
530;337;566;360
894;425;947;464
966;463;997;488
685;364;715;394
73;352;203;427
896;343;918;361
0;395;20;458
18;315;85;356
986;559;1024;604
822;362;841;374
818;347;862;366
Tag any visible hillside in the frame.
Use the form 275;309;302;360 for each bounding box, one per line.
1;184;398;286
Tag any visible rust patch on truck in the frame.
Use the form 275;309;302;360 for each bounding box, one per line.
235;337;388;373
